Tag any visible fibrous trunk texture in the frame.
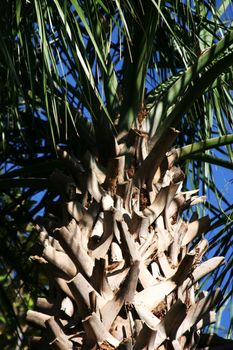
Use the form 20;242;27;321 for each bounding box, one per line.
27;128;232;350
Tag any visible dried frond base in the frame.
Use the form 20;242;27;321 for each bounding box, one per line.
27;130;232;350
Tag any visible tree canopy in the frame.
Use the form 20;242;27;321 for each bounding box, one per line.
0;0;233;347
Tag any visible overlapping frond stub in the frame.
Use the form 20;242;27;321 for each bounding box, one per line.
27;127;232;349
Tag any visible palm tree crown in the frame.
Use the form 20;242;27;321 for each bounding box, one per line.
0;0;233;348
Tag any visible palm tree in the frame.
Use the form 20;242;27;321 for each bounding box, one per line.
0;0;233;348
27;144;233;349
